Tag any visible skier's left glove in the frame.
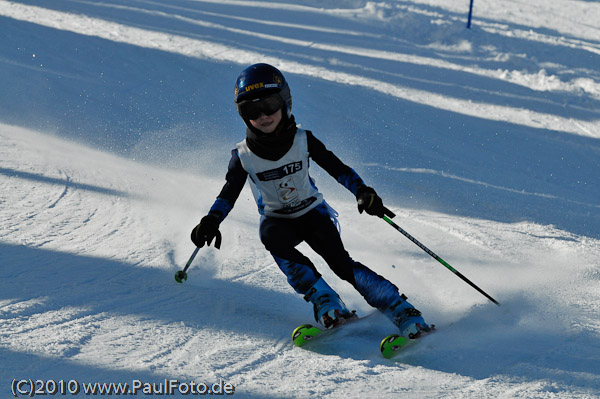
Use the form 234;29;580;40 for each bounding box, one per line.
356;186;396;218
191;214;222;249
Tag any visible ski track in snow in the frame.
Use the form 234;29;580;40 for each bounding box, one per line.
1;0;600;398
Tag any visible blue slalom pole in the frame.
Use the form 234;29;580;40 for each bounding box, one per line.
467;0;475;29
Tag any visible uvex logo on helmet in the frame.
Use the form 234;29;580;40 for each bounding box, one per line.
245;82;265;92
244;80;281;93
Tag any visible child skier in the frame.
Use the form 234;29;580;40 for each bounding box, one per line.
191;63;431;339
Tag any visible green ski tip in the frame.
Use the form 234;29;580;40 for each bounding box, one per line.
292;324;325;347
380;334;409;359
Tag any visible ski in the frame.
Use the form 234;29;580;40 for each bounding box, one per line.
292;324;328;347
292;314;360;347
380;326;436;359
293;316;436;358
379;334;411;358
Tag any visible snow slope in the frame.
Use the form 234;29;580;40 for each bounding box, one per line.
1;0;599;398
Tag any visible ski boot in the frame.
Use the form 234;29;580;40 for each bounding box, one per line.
304;278;356;329
383;294;432;339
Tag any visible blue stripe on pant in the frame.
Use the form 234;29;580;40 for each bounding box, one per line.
259;205;402;310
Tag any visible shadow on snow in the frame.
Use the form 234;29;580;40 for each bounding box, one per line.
1;242;598;394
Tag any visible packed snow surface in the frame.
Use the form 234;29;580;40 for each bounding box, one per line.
1;0;599;398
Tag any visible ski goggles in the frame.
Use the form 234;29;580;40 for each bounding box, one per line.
237;94;284;120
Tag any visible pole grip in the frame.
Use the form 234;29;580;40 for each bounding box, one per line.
382;206;396;219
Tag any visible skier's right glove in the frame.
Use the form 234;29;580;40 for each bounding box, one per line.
356;186;396;219
190;214;222;249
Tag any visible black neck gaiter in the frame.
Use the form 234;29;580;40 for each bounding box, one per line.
245;114;297;161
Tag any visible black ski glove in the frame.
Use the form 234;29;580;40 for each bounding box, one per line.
190;214;222;249
356;186;396;218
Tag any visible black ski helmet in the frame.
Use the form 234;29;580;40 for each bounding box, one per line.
234;63;292;118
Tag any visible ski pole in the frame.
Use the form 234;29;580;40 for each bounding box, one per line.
382;214;500;306
174;247;200;283
175;231;222;283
